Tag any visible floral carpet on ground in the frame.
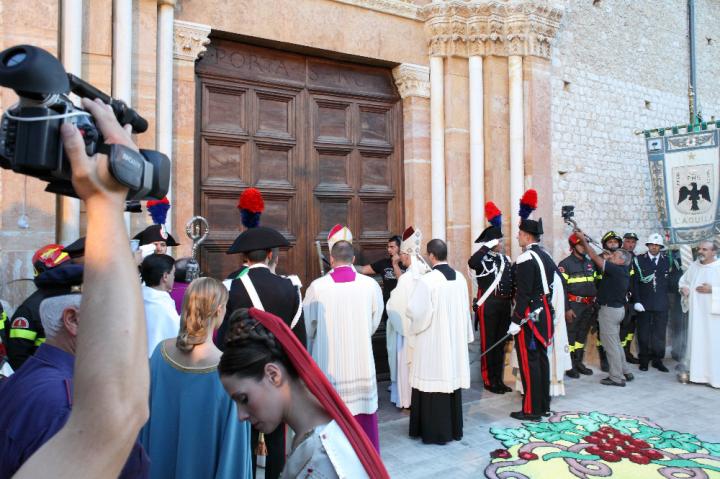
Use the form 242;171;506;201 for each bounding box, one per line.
484;410;720;478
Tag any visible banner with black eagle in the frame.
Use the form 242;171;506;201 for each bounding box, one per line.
645;128;720;244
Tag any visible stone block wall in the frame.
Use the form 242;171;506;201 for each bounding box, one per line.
549;0;720;260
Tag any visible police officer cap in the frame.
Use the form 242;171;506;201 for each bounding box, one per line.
133;224;179;247
226;226;290;254
475;226;503;243
623;232;639;241
519;218;543;236
63;237;85;258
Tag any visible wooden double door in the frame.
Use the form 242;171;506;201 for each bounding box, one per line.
195;40;403;375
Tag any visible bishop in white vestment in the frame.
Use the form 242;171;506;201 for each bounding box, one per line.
407;239;473;445
386;227;429;409
303;234;384;450
679;241;720;388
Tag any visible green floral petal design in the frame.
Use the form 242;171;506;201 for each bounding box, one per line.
634;425;665;442
570;416;600;433
490;427;532;448
702;442;720;455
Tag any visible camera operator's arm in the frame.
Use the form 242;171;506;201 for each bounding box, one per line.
15;99;149;479
576;229;605;271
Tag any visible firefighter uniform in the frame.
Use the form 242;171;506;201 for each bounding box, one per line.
558;240;597;377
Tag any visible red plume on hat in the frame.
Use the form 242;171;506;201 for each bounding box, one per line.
485;201;502;228
237;188;265;228
518;189;538;220
147;197;170;225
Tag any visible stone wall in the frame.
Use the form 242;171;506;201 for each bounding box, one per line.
549;0;720;260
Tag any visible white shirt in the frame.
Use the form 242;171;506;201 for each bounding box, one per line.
142;285;180;357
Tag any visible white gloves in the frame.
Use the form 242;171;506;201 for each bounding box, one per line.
633;303;645;313
507;322;521;336
484;239;500;250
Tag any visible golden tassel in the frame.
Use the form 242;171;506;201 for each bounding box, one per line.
255;432;268;456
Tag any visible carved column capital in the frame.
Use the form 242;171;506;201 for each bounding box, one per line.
173;20;211;62
464;1;563;59
422;1;469;57
392;63;431;99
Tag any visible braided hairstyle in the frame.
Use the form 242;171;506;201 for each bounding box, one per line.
218;308;298;381
176;277;228;353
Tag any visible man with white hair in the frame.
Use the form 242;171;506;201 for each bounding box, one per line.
386;226;430;409
679;240;720;388
0;293;149;477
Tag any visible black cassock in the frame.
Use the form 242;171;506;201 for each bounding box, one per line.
216;265;306;479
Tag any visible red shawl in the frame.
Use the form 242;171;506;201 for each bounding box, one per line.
248;307;389;479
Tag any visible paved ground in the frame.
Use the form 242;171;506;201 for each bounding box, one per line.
377;358;720;478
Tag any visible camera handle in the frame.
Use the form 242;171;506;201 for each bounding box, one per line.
563;216;610;254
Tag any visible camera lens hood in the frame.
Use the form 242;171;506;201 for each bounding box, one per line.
0;45;70;96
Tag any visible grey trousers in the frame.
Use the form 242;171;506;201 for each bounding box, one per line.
598;305;630;383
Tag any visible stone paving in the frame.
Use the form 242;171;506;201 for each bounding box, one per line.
377;359;720;478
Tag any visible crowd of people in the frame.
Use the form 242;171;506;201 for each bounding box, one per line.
0;98;717;478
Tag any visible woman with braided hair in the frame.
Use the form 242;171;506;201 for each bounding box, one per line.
219;307;389;479
140;277;252;479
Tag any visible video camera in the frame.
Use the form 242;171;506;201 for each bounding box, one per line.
0;45;169;200
561;205;575;222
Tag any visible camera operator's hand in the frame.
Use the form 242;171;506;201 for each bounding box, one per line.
61;98;137;207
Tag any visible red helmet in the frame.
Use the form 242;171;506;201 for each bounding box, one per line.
32;244;70;276
568;233;582;248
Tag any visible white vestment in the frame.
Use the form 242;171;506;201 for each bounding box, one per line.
303;268;384;415
386;260;429;408
407;265;474;393
679;259;720;388
142;285;180;357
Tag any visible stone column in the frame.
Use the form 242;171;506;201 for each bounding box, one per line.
429;55;446;241
57;0;83;245
508;54;524;258
172;20;211;257
468;55;484;252
113;0;133;232
157;0;175;236
392;64;432;239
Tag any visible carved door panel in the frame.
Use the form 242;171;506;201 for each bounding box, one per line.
196;40;402;378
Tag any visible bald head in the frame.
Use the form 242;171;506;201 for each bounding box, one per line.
330;240;354;265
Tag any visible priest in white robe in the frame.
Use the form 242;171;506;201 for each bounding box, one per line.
303;228;384;451
407;239;473;445
679;240;720;388
386;226;430;409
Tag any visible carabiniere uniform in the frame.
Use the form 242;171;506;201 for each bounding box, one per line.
468;241;515;394
558;236;597;377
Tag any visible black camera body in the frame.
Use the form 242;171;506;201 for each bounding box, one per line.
0;45;169;200
561;205;575;221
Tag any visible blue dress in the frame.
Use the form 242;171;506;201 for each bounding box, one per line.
140;341;252;479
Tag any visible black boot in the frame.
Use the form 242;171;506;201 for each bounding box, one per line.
574;349;594;375
624;339;639;364
598;346;609;373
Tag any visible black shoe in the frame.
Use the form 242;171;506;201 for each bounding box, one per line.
626;354;640;364
639;363;649;371
483;384;504;394
542;410;553;417
498;383;513;393
624;373;634;382
566;368;580;379
575;363;594;375
510;411;542;421
652;361;669;373
600;377;626;387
